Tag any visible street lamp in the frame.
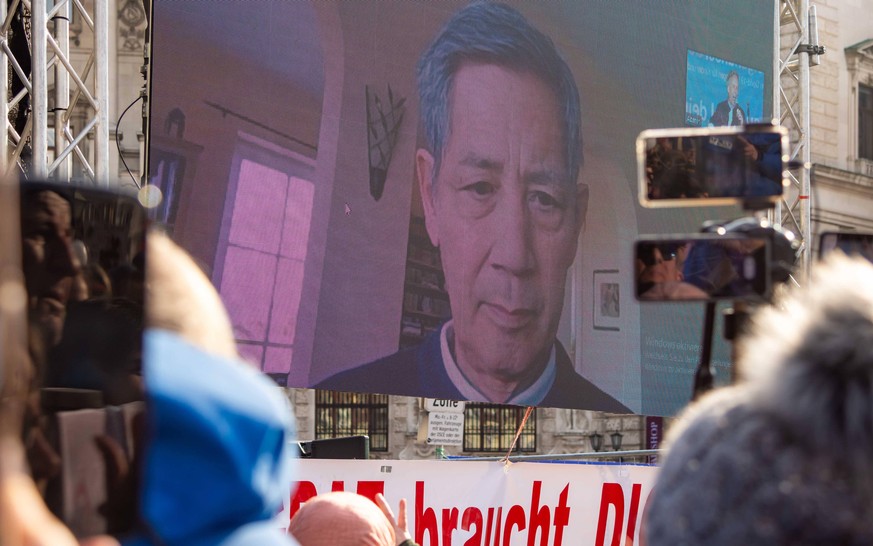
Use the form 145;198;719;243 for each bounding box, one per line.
589;431;603;452
610;431;624;451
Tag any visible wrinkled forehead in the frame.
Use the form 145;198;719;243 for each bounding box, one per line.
445;64;569;172
22;190;72;229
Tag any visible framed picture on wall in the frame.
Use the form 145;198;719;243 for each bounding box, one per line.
593;269;621;331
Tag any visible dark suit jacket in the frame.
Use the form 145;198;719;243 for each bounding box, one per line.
315;329;630;412
709;100;746;126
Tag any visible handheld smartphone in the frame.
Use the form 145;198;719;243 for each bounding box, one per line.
635;234;770;302
819;231;873;263
637;124;788;209
18;180;146;537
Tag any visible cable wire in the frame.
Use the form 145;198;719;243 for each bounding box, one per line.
116;95;144;189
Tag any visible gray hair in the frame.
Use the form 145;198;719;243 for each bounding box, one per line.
726;69;739;84
646;253;873;545
416;2;582;183
739;253;873;466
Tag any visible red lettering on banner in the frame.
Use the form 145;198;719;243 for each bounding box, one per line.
416;481;440;545
290;481;317;516
327;480;385;500
553;485;570;546
410;481;572;546
442;507;459;545
527;481;549;546
504;505;526;545
625;484;642;543
485;507;502;546
594;483;644;546
288;480;386;521
595;483;624;546
461;507;483;546
356;481;386;503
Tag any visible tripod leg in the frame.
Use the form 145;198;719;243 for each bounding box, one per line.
692;301;717;400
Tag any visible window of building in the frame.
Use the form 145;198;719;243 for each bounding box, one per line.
860;84;873;161
216;137;314;383
315;391;389;452
463;403;536;453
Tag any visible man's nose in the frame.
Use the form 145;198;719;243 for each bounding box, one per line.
48;238;81;277
489;199;536;276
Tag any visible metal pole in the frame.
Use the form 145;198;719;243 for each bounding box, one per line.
94;0;108;184
799;0;812;278
771;0;782;231
777;0;814;282
0;0;8;174
448;449;660;463
54;0;70;180
31;0;47;178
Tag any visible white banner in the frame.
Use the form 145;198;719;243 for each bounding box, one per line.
283;459;658;546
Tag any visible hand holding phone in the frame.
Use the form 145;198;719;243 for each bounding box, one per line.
17;181;146;538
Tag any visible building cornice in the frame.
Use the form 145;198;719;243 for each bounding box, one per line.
813;163;873;198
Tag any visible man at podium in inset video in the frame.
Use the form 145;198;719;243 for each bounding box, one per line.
709;70;746;127
318;2;628;413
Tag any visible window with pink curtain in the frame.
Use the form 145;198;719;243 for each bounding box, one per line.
219;158;313;376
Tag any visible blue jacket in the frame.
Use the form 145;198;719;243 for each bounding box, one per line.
123;330;297;546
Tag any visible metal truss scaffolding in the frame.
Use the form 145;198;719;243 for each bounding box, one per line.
0;0;108;183
776;0;817;279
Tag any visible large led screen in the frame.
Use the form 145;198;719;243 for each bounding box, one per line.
685;50;766;127
147;1;775;415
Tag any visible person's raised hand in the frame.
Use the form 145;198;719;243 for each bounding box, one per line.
375;493;412;545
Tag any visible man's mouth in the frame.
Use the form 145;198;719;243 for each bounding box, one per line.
482;302;536;330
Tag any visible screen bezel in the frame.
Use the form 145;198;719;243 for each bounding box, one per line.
635;233;771;302
18;179;148;535
637;124;789;208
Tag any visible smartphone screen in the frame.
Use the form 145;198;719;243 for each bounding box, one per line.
819;232;873;263
635;235;770;302
637;124;787;208
19;181;146;536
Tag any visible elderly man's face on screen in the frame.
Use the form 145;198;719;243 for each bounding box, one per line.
418;63;585;387
727;73;739;106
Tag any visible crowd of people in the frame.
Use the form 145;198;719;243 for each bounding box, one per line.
0;178;421;545
644;131;784;202
3;176;872;544
645;138;704;200
6;191;873;545
4;0;873;543
636;236;769;302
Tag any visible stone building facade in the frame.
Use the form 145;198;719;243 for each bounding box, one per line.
287;388;647;461
805;0;873;240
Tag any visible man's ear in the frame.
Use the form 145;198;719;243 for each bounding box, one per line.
416;148;439;247
575;182;589;235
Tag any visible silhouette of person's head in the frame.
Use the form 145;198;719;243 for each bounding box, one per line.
21;190;82;346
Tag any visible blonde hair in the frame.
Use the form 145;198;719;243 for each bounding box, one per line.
145;232;238;360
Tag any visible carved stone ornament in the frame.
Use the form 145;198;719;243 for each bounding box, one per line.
118;0;147;52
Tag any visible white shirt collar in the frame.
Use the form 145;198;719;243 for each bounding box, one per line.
439;320;556;406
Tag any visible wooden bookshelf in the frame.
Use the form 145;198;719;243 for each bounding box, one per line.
399;216;451;348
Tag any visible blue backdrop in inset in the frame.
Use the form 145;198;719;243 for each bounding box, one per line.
685;50;765;127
